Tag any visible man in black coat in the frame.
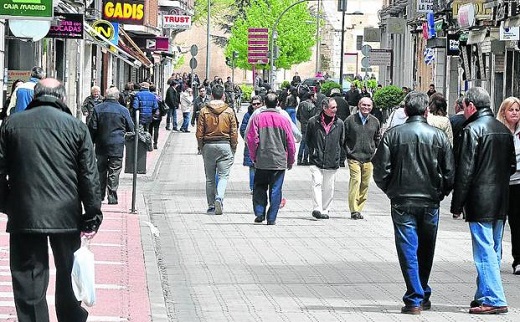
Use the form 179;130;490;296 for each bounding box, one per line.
373;91;454;315
0;78;102;322
89;86;134;205
306;98;345;220
165;81;180;130
451;87;516;315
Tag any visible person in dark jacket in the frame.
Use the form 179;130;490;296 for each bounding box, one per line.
372;91;455;315
296;91;316;165
81;85;104;124
344;84;361;113
344;97;381;220
450;87;515;315
191;86;211;127
165;81;180;130
240;96;263;193
89;86;134;205
306;97;345;220
449;96;465;151
149;85;163;148
0;78;102;322
133;82;158;131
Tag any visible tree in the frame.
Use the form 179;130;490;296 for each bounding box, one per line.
226;0;316;70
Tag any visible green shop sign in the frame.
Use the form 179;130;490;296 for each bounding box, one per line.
0;0;53;20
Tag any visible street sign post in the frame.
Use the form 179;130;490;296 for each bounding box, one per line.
248;28;269;65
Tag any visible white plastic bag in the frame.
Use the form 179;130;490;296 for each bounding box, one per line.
71;238;96;307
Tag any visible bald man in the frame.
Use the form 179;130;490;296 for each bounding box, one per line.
0;78;102;321
343;97;381;220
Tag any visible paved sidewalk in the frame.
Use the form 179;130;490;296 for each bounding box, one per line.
140;110;520;322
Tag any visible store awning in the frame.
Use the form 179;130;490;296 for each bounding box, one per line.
84;23;143;68
119;28;153;68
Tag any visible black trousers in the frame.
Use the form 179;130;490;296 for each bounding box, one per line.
10;232;87;322
509;184;520;267
96;154;123;202
148;119;161;144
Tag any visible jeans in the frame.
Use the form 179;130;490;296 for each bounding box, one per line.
347;159;373;213
297;133;308;163
391;206;439;307
469;220;507;307
285;107;296;124
310;165;337;215
202;142;234;208
181;112;191;131
166;108;178;129
248;167;256;192
253;169;285;222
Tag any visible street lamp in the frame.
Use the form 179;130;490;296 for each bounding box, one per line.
270;0;319;89
337;0;363;89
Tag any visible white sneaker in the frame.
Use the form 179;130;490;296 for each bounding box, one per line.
514;265;520;275
215;198;223;215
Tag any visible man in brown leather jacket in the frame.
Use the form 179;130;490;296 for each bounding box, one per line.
196;84;238;215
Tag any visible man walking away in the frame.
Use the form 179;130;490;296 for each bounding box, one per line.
132;82;158;132
8;66;45;114
165;80;180;130
307;98;345;220
196;84;238;215
89;86;134;205
451;87;515;315
0;78;103;322
344;97;381;219
296;91;316;165
373;91;455;315
246;92;295;225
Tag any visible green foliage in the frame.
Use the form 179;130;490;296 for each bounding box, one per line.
240;84;254;101
280;80;290;89
373;85;405;110
226;0;316;70
348;78;378;91
320;80;341;96
174;55;185;70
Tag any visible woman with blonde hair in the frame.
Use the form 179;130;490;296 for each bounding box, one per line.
427;92;453;146
497;96;520;275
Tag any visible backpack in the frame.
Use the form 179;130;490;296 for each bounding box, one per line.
159;100;169;116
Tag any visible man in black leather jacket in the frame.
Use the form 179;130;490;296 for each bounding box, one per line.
373;91;454;315
450;87;515;315
0;78;102;322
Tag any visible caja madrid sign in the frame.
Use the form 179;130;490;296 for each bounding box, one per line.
103;0;144;25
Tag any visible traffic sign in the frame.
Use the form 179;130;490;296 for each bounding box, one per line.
361;57;370;68
190;44;198;56
361;44;372;56
190;57;197;69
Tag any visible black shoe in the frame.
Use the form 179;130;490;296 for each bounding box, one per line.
165;126;171;130
172;127;179;131
108;197;118;205
297;161;303;165
153;143;158;149
351;212;363;220
422;300;431;310
470;300;481;308
312;210;322;219
267;221;276;225
401;305;421;315
254;215;265;223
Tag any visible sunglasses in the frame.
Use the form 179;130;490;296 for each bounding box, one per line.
252;102;262;106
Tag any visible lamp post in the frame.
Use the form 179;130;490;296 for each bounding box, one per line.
270;0;319;89
315;0;321;74
338;2;346;89
205;0;211;80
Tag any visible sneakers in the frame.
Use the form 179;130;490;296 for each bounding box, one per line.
469;304;508;314
254;215;265;223
351;212;364;220
514;265;520;275
206;207;216;215
422;300;431;310
312;210;329;219
214;198;223;215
